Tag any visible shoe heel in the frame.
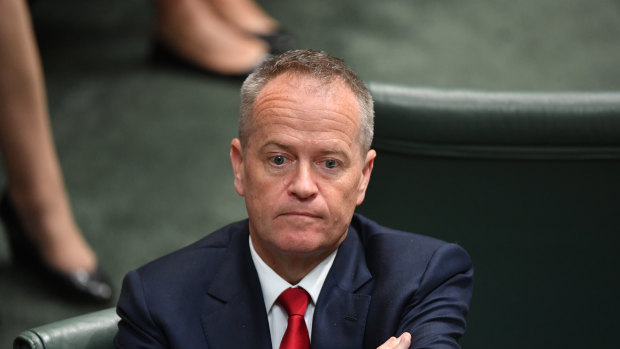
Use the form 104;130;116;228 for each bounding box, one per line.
0;192;45;268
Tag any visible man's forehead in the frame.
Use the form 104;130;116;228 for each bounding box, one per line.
241;71;363;151
252;76;359;127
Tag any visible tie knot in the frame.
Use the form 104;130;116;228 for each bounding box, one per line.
277;287;310;316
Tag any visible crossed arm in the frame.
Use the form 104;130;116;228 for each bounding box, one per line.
390;243;474;349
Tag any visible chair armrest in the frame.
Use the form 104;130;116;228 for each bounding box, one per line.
13;308;119;349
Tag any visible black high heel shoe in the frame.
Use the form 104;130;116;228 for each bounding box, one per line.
151;39;269;80
255;29;296;55
0;192;113;304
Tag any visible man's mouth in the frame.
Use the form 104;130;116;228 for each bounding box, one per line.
280;211;321;219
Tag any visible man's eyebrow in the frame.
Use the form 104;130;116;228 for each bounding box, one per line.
259;141;293;152
317;147;349;158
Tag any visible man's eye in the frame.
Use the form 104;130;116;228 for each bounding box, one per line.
270;155;287;166
323;159;339;169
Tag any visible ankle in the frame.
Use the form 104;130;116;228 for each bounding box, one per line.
5;188;97;272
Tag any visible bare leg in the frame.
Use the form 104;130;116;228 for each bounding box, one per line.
208;0;279;35
155;0;269;75
0;0;96;273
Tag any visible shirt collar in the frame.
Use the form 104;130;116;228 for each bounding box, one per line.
249;235;338;313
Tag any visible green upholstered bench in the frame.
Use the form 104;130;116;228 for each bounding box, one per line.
13;308;118;349
357;83;620;349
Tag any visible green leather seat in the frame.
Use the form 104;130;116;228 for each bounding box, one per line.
13;308;118;349
357;83;620;349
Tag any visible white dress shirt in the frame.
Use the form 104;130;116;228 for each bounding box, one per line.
249;236;337;349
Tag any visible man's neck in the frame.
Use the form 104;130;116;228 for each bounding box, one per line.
250;235;337;285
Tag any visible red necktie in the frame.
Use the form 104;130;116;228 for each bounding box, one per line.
277;287;311;349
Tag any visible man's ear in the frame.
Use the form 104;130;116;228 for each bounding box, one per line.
356;149;376;206
230;138;245;197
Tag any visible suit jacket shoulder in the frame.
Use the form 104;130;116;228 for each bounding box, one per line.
136;219;245;281
115;219;271;348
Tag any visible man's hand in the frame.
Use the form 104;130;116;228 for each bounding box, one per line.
377;332;411;349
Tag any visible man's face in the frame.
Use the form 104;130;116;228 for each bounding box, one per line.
230;73;375;266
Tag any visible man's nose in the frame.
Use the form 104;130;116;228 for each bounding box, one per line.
288;162;318;200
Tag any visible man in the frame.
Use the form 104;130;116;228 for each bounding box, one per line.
115;49;473;349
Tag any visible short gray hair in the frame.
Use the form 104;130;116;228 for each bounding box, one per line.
239;49;374;151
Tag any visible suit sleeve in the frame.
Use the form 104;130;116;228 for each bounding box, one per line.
114;270;169;349
399;243;474;349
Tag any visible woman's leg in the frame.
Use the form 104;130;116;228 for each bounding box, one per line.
0;0;96;273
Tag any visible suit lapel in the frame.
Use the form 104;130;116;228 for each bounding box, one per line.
200;225;272;349
311;225;373;349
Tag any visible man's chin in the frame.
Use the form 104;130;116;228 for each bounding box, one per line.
273;229;327;252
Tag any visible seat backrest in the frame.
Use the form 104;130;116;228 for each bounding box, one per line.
13;308;119;349
357;83;620;349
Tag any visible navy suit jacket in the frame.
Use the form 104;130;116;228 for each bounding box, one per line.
115;214;473;348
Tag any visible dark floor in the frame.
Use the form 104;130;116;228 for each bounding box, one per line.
1;0;619;345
